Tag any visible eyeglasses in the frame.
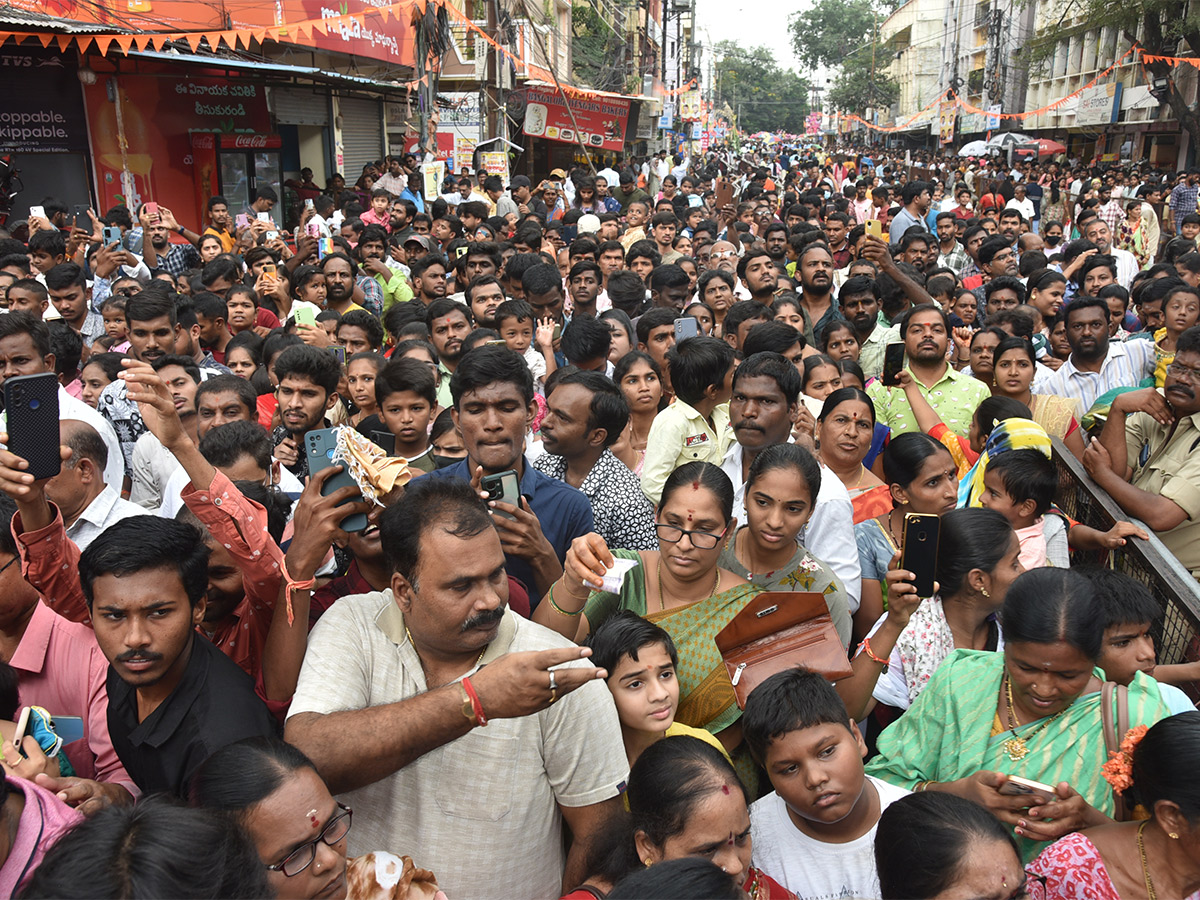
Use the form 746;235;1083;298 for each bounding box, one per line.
264;804;352;877
0;555;16;577
1167;362;1200;383
655;523;728;550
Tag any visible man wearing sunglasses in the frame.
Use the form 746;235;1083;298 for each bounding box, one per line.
1084;322;1200;579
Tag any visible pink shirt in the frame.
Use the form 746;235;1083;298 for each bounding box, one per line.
9;601;136;795
360;208;392;231
0;777;83;897
1015;518;1048;570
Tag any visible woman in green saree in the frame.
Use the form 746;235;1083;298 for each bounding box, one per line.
866;567;1172;862
532;461;759;750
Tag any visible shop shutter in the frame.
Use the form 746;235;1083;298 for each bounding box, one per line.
272;87;329;127
339;96;384;179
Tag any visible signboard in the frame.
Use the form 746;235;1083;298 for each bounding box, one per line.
986;104;1002;130
522;87;631;152
658;102;673;130
805;111;822;135
422;160;445;200
10;0;414;67
0;47;89;153
480;150;509;184
679;91;702;121
454;138;477;174
938;101;956;145
959;112;985;134
1076;83;1123;128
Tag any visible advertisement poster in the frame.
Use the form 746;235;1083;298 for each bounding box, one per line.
522;88;630;152
679;91;702;121
0;47;89;153
938;101;956;145
422;160;445;200
480;150;509;185
83;71;270;230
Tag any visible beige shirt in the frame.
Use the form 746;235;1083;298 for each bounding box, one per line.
287;595;628;900
1125;400;1200;577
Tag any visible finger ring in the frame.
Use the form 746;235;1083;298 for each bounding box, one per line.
548;670;558;692
549;688;558;704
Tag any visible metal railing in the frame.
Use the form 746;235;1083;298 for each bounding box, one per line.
1051;438;1200;699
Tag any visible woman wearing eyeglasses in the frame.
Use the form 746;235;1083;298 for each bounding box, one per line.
191;736;444;900
534;462;757;762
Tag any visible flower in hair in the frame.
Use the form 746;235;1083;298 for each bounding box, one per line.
1100;724;1149;793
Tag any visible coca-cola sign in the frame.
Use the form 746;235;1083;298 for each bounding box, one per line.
219;133;282;149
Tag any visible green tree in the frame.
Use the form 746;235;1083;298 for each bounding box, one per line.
570;3;627;92
713;41;812;134
825;51;900;114
1024;0;1200;157
788;0;877;71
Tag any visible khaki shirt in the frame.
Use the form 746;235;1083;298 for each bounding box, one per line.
288;595;628;900
1125;400;1200;577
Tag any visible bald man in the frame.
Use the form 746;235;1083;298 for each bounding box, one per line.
43;420;143;550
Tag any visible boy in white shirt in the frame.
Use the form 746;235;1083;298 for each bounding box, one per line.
745;668;908;900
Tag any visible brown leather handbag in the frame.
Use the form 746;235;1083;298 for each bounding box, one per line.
715;591;854;709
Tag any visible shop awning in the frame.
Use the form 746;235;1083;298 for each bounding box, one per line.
124;49;415;92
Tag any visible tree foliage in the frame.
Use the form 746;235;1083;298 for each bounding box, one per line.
713;41;812;134
570;3;628;93
788;0;877;71
1025;0;1200;153
825;50;900;113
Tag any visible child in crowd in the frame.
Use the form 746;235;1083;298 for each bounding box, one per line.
98;294;129;352
374;357;437;473
744;667;908;900
586;610;728;767
1081;567;1199;715
429;407;467;467
639;335;736;504
495;298;555;385
225;285;261;336
1153;283;1200;386
979;448;1064;568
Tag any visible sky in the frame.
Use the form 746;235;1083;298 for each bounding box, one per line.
695;0;805;75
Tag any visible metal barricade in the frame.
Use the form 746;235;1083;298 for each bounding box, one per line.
1052;438;1200;697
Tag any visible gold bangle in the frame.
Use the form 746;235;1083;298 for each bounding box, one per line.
547;582;583;617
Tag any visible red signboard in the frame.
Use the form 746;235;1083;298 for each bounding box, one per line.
522;88;630;152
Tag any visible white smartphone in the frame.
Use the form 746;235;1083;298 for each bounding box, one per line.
28;205;45;220
257;211;272;222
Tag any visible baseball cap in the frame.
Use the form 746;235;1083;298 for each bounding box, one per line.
403;234;435;251
550;168;567;179
577;214;601;235
510;175;531;190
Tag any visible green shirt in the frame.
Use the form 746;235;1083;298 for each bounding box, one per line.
867;363;990;438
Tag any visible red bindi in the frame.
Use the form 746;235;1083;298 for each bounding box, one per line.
308;809;320;829
691;481;700;490
721;784;730;794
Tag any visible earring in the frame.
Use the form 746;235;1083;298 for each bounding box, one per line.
1170;833;1180;840
643;859;652;868
981;588;990;598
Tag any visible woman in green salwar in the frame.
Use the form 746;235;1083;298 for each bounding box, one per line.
532;461;759;750
866;567;1171;862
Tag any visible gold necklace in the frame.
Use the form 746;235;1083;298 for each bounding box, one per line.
656;558;721;611
406;626;487;677
1138;821;1158;900
1001;673;1069;762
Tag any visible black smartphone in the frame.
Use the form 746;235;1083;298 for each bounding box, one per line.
73;205;89;231
480;469;520;521
371;430;397;456
900;513;940;598
303;428;368;532
327;346;346;366
4;372;60;480
882;343;906;387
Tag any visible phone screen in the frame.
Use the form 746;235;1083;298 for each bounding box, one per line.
882;343;906;386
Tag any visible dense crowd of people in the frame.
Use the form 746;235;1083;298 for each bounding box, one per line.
0;142;1199;899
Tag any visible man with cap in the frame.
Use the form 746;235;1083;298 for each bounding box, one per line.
403;233;435;263
615;170;650;214
577;214;602;240
509;175;546;221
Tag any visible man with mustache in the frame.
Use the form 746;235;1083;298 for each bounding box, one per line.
867;304;990;438
286;476;626;900
426;346;594;598
794;244;839;345
1084;325;1200;579
1034;296;1157;416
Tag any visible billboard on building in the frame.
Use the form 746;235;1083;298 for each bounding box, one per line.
522;88;631;152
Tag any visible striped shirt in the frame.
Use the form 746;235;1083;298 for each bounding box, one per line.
1032;340;1156;416
1169;182;1200;227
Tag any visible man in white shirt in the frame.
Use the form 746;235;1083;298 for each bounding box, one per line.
1082;218;1139;289
373;157;409;197
1005;183;1035;222
286;476;627;900
44;420;142;551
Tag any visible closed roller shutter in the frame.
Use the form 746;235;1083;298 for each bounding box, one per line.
272;87;329;126
339;96;384;178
